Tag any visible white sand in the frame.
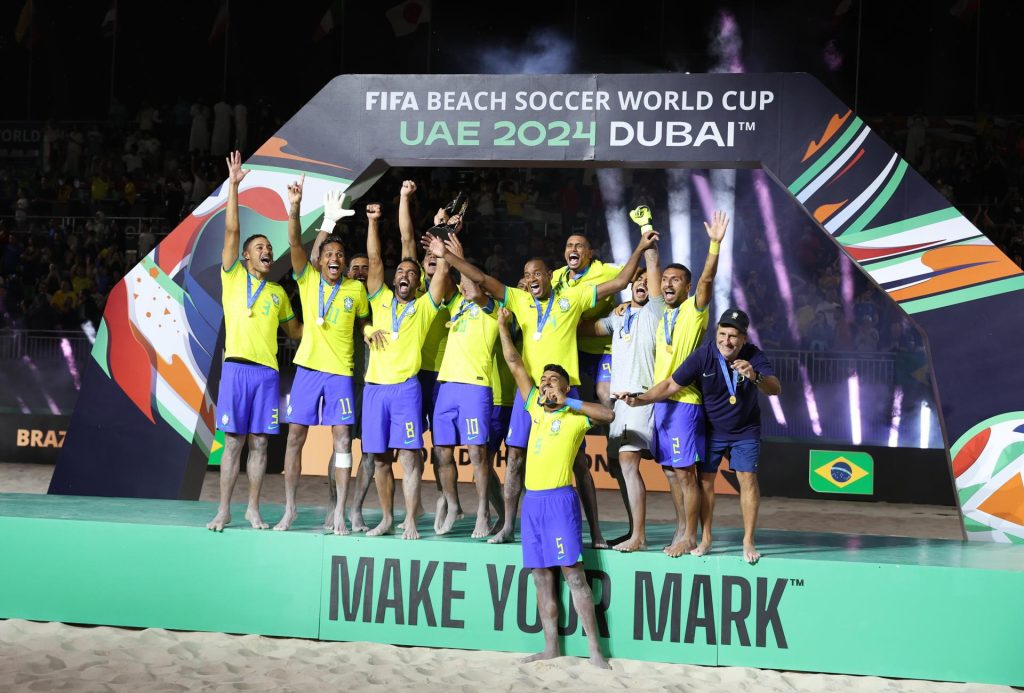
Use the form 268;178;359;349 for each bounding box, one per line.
0;619;1007;693
0;463;985;691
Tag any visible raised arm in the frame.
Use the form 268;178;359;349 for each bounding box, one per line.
286;175;306;276
365;203;385;296
221;151;249;270
398;180;418;260
429;255;450;307
645;242;662;299
595;231;659;301
313;189;355;266
497;308;534;402
695;210;729;310
424;232;508;301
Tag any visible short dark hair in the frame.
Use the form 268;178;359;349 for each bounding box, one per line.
565;233;591;248
663;262;692;284
349;252;369;262
524;257;550;271
319;234;346;254
543;364;570;384
242;234;269;253
397;256;422;273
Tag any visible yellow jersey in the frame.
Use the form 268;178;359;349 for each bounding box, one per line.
416;272;449;372
653;296;709;404
502;284;595;386
292;264;369;376
523;388;592;491
365;285;441;385
437;294;498;386
551;259;621;356
221;261;294;370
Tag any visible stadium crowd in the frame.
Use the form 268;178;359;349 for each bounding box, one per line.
1;100;1022;350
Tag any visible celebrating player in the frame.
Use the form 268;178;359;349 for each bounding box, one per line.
360;201;451;540
275;179;370;533
617;210;729;557
428;229;659;547
629;309;781;563
496;307;613;668
207;151;301;532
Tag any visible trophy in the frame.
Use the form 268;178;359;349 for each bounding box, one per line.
429;191;469;240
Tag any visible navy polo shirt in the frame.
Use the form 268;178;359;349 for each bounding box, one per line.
671;341;774;441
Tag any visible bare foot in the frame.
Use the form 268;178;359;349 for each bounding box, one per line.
332;509;350;536
348;512;369;533
664;537;697;557
434;496;447;533
244;508;269;530
591;539;610;549
273;509;297;531
366;516;394;537
487;526;515;544
613;536;647;553
743;543;761;564
399;507;424;532
589;653;611;670
522;649;559;663
607;532;630;547
206;511;230;532
488;517;504;535
690;540;712;557
436;504;459;535
471;514;491;539
401;517;421;540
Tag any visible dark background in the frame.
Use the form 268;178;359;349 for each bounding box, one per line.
1;0;1018;122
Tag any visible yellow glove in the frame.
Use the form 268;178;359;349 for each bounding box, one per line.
629;205;653;232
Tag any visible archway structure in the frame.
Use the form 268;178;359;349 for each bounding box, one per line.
52;73;1024;543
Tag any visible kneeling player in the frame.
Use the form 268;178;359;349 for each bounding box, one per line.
496;308;613;669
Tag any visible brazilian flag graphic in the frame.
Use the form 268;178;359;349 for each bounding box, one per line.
809;450;874;495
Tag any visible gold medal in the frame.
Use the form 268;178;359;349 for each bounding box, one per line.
444;321;453;328
622;334;632;342
729;395;737;405
665;345;673;354
247;308;253;317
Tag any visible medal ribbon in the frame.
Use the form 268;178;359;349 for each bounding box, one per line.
319;278;341;322
622;305;638;336
532;294;556;337
391;297;415;335
662;306;680;347
449;299;474;326
717;354;739;402
246;273;268;313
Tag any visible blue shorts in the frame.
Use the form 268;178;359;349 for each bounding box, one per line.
505;386;580;449
521;486;583;569
432;382;493;446
488;405;513;453
216;361;280;435
652;400;705;468
699;437;761;474
286;366;355;426
579;351;612;384
361;377;423;454
417;369;440;431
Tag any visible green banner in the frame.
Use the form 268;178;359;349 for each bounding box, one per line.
809;450;874;495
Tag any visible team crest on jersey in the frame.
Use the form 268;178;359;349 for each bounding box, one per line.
558;298;570;312
550;419;562;434
271;294;281;306
344;297;354;311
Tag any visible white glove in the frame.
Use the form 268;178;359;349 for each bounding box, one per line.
320;190;355;232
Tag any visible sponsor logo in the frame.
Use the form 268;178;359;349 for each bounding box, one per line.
809;450;873;494
702;371;715;378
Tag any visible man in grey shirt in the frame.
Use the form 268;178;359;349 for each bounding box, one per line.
579;242;663;552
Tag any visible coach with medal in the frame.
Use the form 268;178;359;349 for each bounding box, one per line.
621;308;781;564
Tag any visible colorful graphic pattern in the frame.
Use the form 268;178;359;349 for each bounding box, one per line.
788;111;1024;315
951;413;1024;543
88;168;352;457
